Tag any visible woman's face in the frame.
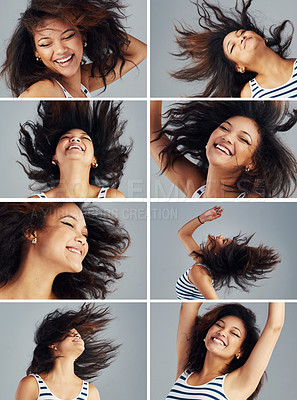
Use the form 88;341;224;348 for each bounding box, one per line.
206;116;260;173
33;18;84;78
206;235;231;252
53;129;97;168
52;328;85;358
205;315;246;360
223;29;266;69
33;203;88;274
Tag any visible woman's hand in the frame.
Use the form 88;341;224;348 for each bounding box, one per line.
198;206;223;224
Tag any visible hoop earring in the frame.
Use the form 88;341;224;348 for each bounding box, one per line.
52;160;57;166
92;162;98;168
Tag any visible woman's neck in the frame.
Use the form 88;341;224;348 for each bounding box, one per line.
0;253;57;299
59;67;85;97
203;168;241;198
246;48;293;80
200;351;231;378
42;359;78;383
51;162;97;198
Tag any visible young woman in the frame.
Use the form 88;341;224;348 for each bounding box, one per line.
167;302;285;400
0;202;130;299
176;206;280;300
19;100;131;198
15;303;118;400
172;0;296;97
150;100;297;198
1;0;147;97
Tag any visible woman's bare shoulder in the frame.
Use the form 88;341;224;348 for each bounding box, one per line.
240;82;252;98
88;383;100;400
15;375;39;399
18;80;64;98
105;188;125;198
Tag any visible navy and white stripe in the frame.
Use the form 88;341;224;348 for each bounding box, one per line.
54;79;91;98
249;59;297;98
35;187;110;199
98;187;109;198
166;370;229;400
176;267;210;300
31;374;89;400
191;185;246;199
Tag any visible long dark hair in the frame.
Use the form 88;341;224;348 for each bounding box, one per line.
18;100;132;191
27;303;119;379
186;303;263;400
157;100;297;197
172;0;294;97
0;202;130;299
1;0;130;96
192;233;280;291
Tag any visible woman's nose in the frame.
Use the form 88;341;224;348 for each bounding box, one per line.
70;136;81;142
53;41;67;54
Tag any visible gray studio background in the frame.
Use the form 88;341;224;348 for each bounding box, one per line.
100;202;147;299
0;0;147;97
0;100;147;198
151;202;296;299
151;100;297;198
0;302;146;400
151;0;297;97
151;302;297;399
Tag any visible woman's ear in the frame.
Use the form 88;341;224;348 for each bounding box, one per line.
235;65;246;74
24;229;37;243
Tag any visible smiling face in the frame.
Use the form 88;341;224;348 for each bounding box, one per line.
206;235;231;252
33;18;84;78
53;128;97;168
52;328;85;358
206;116;260;173
33;203;88;274
205;315;245;361
223;29;266;70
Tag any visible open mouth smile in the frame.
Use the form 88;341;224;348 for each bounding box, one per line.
212;337;226;346
66;144;84;151
214;143;232;156
66;246;83;256
55;54;74;65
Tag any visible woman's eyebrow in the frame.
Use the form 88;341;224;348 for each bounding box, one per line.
225;121;253;141
37;29;75;42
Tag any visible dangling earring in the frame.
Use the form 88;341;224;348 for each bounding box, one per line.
52;160;57;166
84;41;87;48
32;236;37;244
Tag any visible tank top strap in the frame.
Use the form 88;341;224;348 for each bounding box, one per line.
98;187;110;198
54;79;91;98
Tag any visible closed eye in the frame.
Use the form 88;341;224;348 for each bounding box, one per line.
219;124;229;132
239;137;251;145
82;136;92;142
231;332;240;338
63;32;75;40
61;221;73;228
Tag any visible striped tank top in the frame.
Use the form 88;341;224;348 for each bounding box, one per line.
166;370;229;400
31;374;89;400
175;266;211;300
35;187;110;199
191;185;246;199
249;59;297;98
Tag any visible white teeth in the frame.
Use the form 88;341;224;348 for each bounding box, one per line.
67;247;82;255
56;55;72;64
67;145;83;151
212;337;225;346
215;144;231;156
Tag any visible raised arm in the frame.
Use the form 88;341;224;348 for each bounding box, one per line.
178;206;223;256
176;302;202;380
150;101;204;197
88;34;147;91
226;302;285;400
